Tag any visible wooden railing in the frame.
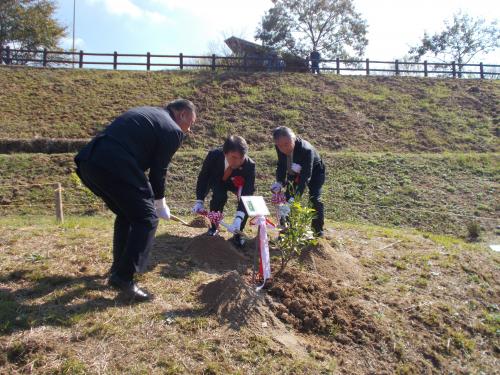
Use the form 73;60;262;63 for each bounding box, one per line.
0;46;498;78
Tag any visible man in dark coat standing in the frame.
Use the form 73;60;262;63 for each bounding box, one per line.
75;99;196;301
310;49;321;74
271;126;326;236
192;135;255;248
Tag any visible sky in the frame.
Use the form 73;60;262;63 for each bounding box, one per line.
55;0;500;62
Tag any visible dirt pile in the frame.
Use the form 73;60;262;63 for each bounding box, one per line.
185;235;250;271
269;269;382;345
299;238;363;282
188;216;210;228
199;271;282;329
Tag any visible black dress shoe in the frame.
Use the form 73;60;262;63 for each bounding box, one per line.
108;274;153;302
108;263;118;276
230;233;246;248
206;227;219;236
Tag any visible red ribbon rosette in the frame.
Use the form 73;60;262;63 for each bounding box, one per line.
231;176;245;199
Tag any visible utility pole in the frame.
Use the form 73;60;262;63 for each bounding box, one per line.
72;0;76;68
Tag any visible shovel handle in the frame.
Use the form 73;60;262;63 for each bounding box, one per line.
170;214;189;226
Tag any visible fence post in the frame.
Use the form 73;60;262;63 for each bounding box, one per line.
424;60;428;77
6;46;10;65
79;50;83;68
395;59;399;76
366;58;370;75
113;51;118;70
451;61;456;78
479;62;484;79
147;52;151;71
0;45;3;64
43;48;48;67
54;183;64;223
336;57;340;74
179;53;183;70
211;54;216;71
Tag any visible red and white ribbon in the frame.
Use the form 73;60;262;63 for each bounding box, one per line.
271;191;287;224
198;210;224;228
271;191;287;205
251;215;275;291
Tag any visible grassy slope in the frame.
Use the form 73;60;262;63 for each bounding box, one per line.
0;151;498;237
0;67;498;152
0;216;498;374
0;68;498;374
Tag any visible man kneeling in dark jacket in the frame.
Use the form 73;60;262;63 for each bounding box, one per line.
271;126;326;237
192;136;255;248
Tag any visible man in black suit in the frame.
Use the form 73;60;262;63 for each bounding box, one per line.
193;135;255;247
271;126;325;236
75;99;196;301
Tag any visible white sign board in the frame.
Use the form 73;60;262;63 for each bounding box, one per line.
241;196;270;217
489;244;500;252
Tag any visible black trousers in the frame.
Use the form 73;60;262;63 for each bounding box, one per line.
286;170;325;234
76;160;159;282
209;183;248;231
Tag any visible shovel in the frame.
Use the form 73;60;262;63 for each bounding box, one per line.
169;214;190;226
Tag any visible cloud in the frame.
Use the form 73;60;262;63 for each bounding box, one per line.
148;0;272;40
86;0;170;24
60;37;85;50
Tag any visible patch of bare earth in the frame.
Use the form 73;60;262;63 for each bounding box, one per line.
1;218;498;373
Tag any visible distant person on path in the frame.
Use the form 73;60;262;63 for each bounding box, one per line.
192;135;255;248
75;99;196;301
310;49;321;74
270;127;326;237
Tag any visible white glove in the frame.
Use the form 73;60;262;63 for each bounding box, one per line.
154;198;171;220
191;200;204;214
291;163;302;173
278;204;290;219
270;181;282;193
227;211;244;233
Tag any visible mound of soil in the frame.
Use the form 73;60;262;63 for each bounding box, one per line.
199;271;282;329
299;238;363;282
269;269;381;344
188;216;210;228
185;235;250;272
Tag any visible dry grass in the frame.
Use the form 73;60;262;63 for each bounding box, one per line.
0;67;498;152
0;215;498;374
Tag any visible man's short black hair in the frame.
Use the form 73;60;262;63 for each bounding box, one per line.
223;135;248;156
272;126;296;142
166;98;196;113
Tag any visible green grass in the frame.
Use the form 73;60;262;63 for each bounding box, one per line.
1;67;498;152
0;151;497;237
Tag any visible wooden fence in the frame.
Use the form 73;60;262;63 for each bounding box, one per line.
0;46;498;78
